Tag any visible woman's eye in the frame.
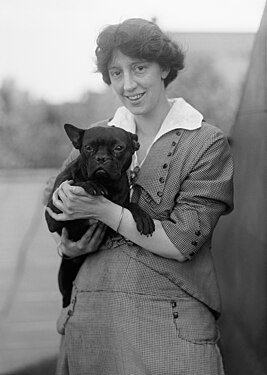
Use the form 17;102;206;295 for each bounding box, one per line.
109;70;121;79
134;64;146;73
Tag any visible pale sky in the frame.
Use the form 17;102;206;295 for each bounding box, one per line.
0;0;266;103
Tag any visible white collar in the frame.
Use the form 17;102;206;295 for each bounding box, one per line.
108;97;203;137
108;97;203;168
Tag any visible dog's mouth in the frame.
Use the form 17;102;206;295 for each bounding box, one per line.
94;166;120;180
95;168;109;177
91;166;121;181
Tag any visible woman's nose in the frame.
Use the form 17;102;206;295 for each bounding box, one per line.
123;72;137;92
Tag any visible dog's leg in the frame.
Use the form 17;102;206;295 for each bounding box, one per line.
126;202;155;236
58;256;86;307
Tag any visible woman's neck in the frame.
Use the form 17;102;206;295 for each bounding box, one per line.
134;96;171;165
135;97;171;138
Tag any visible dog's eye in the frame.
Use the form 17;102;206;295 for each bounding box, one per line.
85;145;93;152
114;145;124;151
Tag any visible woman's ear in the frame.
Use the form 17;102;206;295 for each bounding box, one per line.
161;67;170;80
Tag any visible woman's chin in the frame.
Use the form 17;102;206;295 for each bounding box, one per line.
124;102;147;116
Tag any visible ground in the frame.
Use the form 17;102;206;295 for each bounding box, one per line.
0;169;61;374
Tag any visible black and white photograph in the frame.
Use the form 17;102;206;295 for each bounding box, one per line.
0;0;266;374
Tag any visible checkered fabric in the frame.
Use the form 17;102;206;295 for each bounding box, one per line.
45;120;233;314
56;248;225;375
46;117;233;375
127;121;234;314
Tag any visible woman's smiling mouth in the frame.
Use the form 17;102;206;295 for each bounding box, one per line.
126;92;145;102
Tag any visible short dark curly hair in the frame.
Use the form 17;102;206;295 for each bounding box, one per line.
95;18;185;88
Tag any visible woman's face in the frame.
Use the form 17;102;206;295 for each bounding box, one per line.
108;50;169;117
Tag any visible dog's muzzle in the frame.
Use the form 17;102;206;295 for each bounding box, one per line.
88;158;121;180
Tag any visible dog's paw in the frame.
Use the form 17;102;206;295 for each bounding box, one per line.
136;213;155;236
128;204;155;236
79;181;108;196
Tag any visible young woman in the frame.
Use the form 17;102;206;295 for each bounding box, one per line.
45;18;234;375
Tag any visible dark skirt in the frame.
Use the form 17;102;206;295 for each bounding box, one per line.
56;246;225;375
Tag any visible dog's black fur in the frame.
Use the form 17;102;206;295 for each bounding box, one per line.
45;123;155;307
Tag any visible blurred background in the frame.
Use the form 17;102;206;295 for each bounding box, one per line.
0;0;266;374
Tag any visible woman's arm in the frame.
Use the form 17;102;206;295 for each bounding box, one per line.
46;129;233;263
98;198;187;262
46;184;186;262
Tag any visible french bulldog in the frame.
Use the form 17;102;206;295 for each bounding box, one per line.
45;123;155;307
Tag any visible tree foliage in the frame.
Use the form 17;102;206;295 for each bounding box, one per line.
0;54;244;168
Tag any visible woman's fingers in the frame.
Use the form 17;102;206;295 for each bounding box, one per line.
61;227;70;242
56;221;107;259
79;222;105;250
76;223;99;251
52;180;74;206
96;225;107;247
51;181;94;220
87;222;107;250
58;226;89;258
58;227;76;257
59;180;86;198
45;206;66;221
50;182;80;218
70;185;87;196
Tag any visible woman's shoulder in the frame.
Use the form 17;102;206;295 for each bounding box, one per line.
176;120;231;161
198;120;226;138
184;120;229;147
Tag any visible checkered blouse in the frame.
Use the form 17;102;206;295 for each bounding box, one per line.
43;98;234;316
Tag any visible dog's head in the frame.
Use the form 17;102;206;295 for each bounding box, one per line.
64;123;140;181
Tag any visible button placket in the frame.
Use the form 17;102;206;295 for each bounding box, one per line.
168;130;181;157
171;300;179;331
144;129;183;204
188;230;201;258
69;292;77;315
159;133;178;186
156;158;169;198
60;290;77;334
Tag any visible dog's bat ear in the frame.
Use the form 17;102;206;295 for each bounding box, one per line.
64;124;85;149
129;132;140;152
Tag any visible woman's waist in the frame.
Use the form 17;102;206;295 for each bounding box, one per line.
73;237;221;313
73;244;188;299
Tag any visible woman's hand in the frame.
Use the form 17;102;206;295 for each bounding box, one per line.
58;221;107;258
46;180;102;221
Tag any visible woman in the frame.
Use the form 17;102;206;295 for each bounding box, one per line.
45;18;234;375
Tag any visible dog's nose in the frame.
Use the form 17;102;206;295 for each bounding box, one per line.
96;156;107;163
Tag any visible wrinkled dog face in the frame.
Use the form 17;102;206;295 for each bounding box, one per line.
64;124;139;181
81;128;133;180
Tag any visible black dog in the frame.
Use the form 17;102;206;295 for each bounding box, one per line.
45;123;155;307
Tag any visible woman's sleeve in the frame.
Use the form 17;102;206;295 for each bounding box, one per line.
42;148;79;205
161;131;234;260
